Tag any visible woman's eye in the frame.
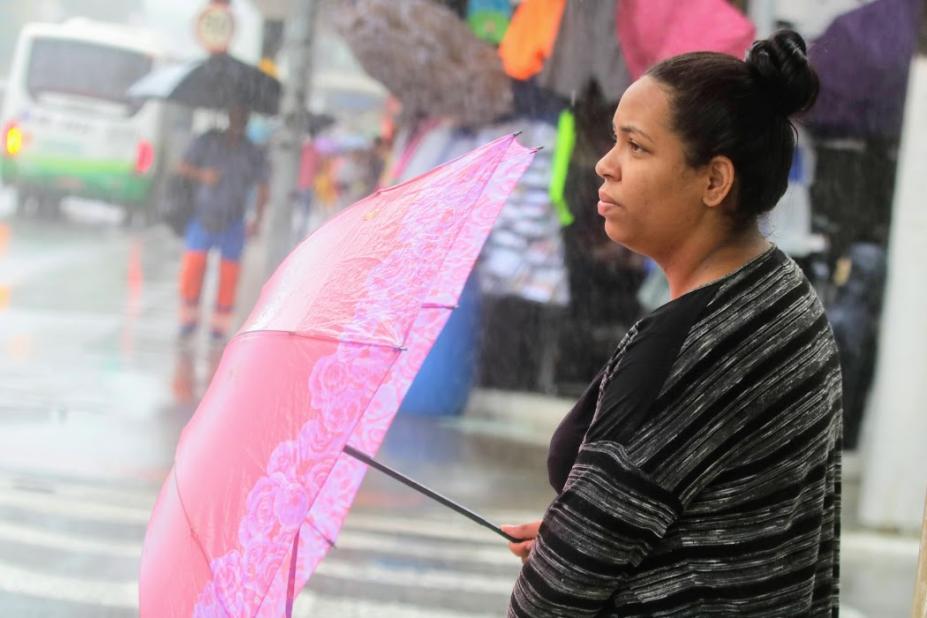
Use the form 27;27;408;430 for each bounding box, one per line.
628;140;643;153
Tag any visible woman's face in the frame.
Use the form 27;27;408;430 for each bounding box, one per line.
595;76;709;259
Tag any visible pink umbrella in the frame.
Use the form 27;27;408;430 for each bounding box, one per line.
139;134;535;617
616;0;756;80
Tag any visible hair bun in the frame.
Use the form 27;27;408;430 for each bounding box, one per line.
745;29;819;117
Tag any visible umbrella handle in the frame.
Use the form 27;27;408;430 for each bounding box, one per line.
342;444;524;544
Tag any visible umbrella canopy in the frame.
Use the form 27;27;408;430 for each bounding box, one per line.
806;0;922;139
128;53;281;115
616;0;755;80
139;134;535;617
333;0;513;127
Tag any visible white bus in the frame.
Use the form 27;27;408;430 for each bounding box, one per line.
0;18;189;221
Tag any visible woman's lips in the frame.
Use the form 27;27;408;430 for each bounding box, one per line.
597;202;617;216
597;192;620;216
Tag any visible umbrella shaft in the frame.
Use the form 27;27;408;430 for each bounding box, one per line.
342;444;521;543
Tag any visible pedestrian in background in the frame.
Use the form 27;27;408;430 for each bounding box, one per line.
502;30;843;616
176;104;270;343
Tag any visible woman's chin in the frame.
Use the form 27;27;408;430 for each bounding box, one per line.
603;220;630;245
603;222;647;255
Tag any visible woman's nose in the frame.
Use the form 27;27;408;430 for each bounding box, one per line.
595;149;619;180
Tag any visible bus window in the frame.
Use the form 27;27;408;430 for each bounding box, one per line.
26;38;152;114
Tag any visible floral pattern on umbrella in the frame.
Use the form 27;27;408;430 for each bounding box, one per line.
139;134;535;617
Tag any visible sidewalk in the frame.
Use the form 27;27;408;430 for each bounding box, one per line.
463;388;922;618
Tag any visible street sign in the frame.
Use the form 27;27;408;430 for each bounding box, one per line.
195;2;236;54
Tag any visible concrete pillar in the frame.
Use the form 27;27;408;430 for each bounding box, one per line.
915;495;927;616
264;0;316;277
858;2;927;533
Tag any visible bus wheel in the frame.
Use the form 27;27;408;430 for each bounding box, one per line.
12;187;31;217
37;195;62;220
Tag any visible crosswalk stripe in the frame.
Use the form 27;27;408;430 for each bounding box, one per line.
0;518;901;618
0;546;513;608
0;474;543;523
0;559;136;608
0;490;151;524
0;477;156;509
292;591;499;618
335;530;515;565
0;486;521;600
0;486;537;545
0;520;138;557
315;559;513;594
0;516;518;567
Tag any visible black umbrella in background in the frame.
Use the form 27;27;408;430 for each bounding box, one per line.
128;53;281;115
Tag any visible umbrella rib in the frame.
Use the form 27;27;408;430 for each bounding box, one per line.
172;468;238;617
304;516;337;549
234;328;406;351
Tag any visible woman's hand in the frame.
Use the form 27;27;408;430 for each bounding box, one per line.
501;520;542;564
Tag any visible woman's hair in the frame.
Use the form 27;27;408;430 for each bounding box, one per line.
647;30;819;226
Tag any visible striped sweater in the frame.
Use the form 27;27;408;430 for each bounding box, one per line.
509;246;842;617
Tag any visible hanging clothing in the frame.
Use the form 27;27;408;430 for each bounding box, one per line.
555;90;646;385
510;78;565;124
389;118;570;307
467;0;513;45
827;242;886;449
537;0;631;101
498;0;566;80
548;110;576;227
477;120;570;307
809;138;897;258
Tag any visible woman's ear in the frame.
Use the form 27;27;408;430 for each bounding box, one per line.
703;155;735;207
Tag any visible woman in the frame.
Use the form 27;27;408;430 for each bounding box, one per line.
502;30;842;616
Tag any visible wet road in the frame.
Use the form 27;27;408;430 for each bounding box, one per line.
0;194;550;617
0;194;918;617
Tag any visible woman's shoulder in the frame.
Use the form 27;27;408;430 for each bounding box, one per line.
706;246;809;316
655;248;825;359
666;247;834;389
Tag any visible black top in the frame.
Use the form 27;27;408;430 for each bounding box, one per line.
548;284;718;493
510;247;842;617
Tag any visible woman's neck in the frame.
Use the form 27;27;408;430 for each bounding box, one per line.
660;227;771;299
